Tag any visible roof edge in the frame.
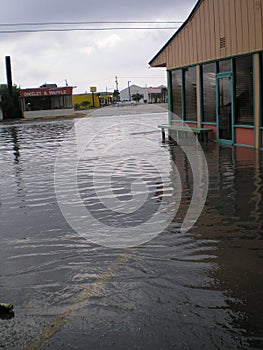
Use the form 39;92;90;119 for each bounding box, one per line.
149;0;203;66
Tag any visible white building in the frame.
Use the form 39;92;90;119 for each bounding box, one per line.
120;84;167;103
120;84;147;102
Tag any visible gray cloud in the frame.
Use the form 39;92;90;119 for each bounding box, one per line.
2;0;196;22
0;0;196;92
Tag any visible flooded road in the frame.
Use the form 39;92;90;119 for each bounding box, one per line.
0;105;263;349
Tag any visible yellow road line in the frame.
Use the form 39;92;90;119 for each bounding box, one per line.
23;249;134;350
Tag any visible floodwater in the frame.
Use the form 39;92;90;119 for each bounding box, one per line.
0;106;263;350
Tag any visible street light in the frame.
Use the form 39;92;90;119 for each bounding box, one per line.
128;81;131;101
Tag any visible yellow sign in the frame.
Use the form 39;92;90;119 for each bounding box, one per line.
90;86;97;92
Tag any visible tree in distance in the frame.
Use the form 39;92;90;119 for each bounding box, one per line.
74;100;90;110
0;85;22;119
132;93;144;103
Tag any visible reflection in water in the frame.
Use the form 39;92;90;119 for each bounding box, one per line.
10;127;20;163
169;142;263;348
0;116;263;349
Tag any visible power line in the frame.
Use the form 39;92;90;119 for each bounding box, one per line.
120;76;166;79
0;26;180;34
0;20;184;27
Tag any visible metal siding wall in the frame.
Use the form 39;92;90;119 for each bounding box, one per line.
167;45;171;67
213;0;221;58
152;0;263;70
209;0;216;58
241;0;250;53
176;38;181;67
203;0;209;59
181;33;185;66
255;0;262;49
160;51;166;66
199;11;205;61
224;0;232;57
230;0;238;54
163;50;167;66
172;38;176;67
192;19;198;63
180;31;184;65
204;0;211;60
218;0;225;58
248;0;256;51
182;32;186;66
185;27;189;65
188;22;194;64
182;35;186;66
200;6;206;60
235;0;243;53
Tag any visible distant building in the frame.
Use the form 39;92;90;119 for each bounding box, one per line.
120;85;147;103
148;87;166;103
149;0;263;149
20;84;74;118
120;84;167;103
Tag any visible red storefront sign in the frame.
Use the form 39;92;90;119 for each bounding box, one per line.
20;87;73;98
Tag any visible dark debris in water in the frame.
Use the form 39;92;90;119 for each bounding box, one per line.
0;303;15;320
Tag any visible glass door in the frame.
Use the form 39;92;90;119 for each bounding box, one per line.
216;74;233;143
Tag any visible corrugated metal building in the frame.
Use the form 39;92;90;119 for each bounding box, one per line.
149;0;263;149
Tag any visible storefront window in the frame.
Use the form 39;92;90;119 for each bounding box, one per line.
202;63;216;123
235;55;254;125
63;95;73;109
24;95;73;111
25;96;51;111
184;66;197;121
171;69;183;119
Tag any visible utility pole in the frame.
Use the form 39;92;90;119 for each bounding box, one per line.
128;81;131;101
5;56;13;96
115;76;118;91
114;76;120;103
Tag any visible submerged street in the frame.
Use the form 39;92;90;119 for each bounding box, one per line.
0;104;263;350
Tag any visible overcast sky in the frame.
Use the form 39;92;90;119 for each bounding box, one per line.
0;0;196;93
